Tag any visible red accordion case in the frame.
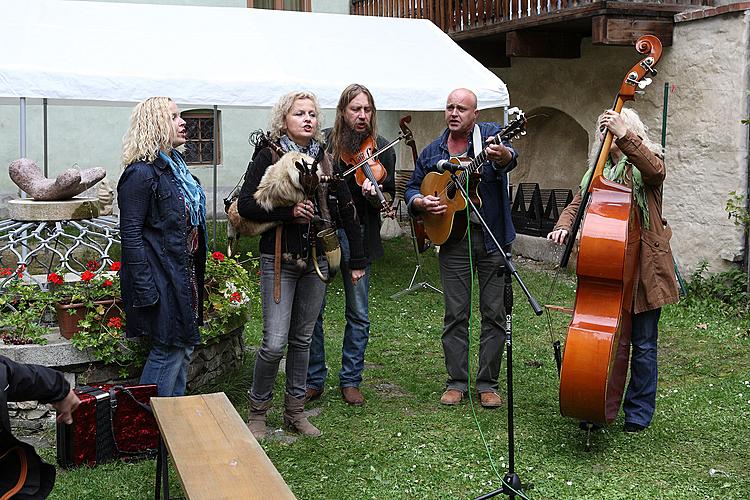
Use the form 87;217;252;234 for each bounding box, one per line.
56;384;159;467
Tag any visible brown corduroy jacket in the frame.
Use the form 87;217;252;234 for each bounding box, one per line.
554;130;680;314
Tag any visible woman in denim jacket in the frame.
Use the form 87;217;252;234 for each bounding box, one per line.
118;97;207;397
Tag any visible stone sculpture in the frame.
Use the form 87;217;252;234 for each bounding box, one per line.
9;158;106;201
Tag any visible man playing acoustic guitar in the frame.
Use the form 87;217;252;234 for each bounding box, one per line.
405;88;517;407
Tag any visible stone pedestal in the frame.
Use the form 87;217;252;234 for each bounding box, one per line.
7;197;100;221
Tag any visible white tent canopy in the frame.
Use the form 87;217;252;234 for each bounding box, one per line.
0;0;509;110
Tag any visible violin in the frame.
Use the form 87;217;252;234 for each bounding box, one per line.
341;136;388;187
558;35;662;425
340;136;394;218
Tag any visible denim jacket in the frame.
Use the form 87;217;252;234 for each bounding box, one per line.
117;153;206;347
404;122;518;251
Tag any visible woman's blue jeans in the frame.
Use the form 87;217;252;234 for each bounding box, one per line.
251;254;327;402
140;342;194;397
623;307;662;427
307;229;370;391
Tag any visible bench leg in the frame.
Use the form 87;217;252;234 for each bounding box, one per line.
155;437;170;500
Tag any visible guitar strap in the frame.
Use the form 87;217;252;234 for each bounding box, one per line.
467;124;483;226
472;124;482;159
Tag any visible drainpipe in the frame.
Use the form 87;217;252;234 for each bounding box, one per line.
745;96;750;292
745;22;750;292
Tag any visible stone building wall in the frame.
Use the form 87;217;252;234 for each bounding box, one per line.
395;10;750;274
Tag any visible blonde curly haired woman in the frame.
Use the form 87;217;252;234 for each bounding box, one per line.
237;91;367;439
119;97;207;397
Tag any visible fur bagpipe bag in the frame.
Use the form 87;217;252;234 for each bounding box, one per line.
226;150;323;237
224;138;342;282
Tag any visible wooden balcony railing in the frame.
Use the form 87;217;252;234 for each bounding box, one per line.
351;0;713;34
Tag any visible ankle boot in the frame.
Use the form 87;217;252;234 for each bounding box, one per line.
247;397;272;440
283;393;321;437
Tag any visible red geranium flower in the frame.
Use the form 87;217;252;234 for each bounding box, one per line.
107;316;123;329
102;279;113;287
47;272;64;285
110;261;121;271
230;291;242;303
0;268;12;277
86;260;100;271
212;251;225;262
81;271;95;282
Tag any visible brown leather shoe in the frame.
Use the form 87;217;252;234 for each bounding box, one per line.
341;386;365;406
440;389;464;406
305;387;323;402
479;391;503;408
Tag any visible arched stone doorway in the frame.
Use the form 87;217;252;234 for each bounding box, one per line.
510;107;588;193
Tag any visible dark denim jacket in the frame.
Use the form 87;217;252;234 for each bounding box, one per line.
404;122;518;251
117;153;206;347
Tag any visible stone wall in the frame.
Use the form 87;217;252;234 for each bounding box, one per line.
395;11;750;274
3;326;245;433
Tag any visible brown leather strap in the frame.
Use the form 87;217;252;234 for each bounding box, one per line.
274;225;282;304
0;446;28;500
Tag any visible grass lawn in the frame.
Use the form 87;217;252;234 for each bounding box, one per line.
44;234;750;499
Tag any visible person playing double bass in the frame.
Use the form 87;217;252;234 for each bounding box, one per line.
305;83;396;406
547;108;679;432
405;88;517;408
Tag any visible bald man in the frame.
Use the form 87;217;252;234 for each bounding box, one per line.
404;88;518;408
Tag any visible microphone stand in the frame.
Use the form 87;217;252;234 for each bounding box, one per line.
442;166;542;500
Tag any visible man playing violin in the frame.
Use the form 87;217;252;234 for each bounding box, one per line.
305;83;396;406
548;108;679;433
405;88;517;408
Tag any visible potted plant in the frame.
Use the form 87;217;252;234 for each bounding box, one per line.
0;266;54;345
53;261;123;340
201;251;257;342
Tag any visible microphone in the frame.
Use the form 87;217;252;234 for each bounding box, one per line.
435;159;465;173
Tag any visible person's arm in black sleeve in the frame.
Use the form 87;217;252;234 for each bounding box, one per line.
1;356;68;403
378;136;397;199
335;180;368;270
1;356;80;424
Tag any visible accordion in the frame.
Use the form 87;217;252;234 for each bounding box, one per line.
56;384;159;467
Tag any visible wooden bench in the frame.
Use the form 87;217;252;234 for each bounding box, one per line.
151;392;295;500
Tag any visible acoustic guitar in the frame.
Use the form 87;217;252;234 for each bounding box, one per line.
419;113;526;246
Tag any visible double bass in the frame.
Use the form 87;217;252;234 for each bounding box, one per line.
558;36;662;425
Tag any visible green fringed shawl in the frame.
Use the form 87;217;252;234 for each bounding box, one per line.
579;155;650;230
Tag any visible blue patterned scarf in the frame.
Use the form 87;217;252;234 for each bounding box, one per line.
159;150;206;228
279;134;322;159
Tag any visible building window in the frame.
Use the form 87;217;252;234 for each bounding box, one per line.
183;110;221;166
247;0;311;11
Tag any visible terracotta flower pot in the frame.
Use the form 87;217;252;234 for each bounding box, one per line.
55;298;123;340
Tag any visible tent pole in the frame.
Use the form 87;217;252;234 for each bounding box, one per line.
19;97;27;198
212;105;218;252
18;98;28;264
43;98;48;177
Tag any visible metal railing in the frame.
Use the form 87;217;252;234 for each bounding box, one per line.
351;0;712;33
